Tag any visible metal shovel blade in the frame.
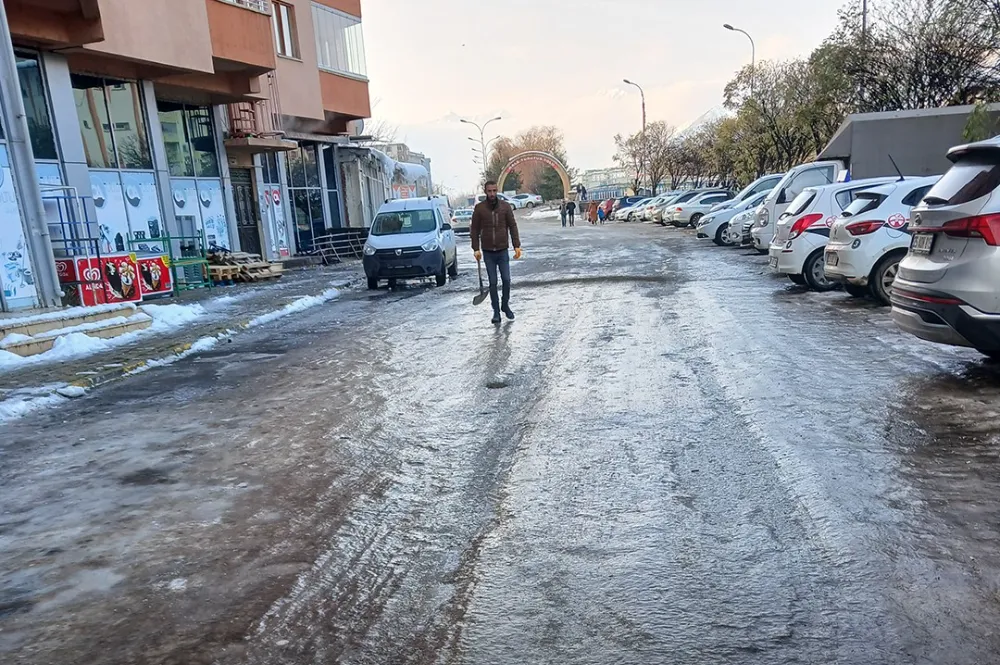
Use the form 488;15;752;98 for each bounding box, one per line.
473;259;488;305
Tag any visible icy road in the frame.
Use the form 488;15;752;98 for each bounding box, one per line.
3;217;1000;665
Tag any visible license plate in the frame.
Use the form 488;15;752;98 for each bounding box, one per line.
768;256;778;268
826;252;839;267
911;233;934;254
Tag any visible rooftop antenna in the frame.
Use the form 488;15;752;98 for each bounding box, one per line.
888;153;905;181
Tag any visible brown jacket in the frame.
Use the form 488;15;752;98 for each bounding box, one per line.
471;199;521;252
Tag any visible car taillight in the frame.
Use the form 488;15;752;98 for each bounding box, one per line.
935;214;1000;245
675;207;683;212
846;220;885;236
787;213;824;240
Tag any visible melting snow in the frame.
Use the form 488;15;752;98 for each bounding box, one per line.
248;288;341;327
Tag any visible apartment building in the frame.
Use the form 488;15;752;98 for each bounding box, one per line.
0;0;372;312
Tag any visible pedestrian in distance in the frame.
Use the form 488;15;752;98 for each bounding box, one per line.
597;207;605;224
588;200;599;225
566;199;576;226
560;200;568;227
471;180;522;325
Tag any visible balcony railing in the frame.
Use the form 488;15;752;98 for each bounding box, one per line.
214;0;271;15
224;71;285;139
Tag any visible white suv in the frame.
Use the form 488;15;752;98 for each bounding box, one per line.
768;178;896;290
824;176;939;304
891;138;1000;357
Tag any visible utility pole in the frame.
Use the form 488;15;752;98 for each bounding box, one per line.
623;79;646;194
461;116;502;184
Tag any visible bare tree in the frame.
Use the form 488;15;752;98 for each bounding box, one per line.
612;132;644;193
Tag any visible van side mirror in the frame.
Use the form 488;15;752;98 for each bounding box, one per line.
441;223;452;231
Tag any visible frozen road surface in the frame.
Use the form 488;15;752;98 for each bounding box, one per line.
4;218;1000;664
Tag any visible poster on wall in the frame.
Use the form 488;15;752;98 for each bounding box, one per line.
137;255;172;298
121;172;165;254
90;171;130;254
197;180;229;250
170;179;201;238
392;184;417;199
70;254;142;306
267;187;290;257
0;145;37;308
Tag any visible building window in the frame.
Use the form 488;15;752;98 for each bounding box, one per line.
272;1;299;59
312;3;367;79
71;75;152;170
16;54;56;160
286;144;330;251
157;101;221;179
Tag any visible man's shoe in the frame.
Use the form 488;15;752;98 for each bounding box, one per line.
491;311;501;325
502;306;515;320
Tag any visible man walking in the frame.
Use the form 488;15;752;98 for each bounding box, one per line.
566;199;576;227
471;180;522;324
560;200;568;227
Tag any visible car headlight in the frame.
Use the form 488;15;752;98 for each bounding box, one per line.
363;245;376;256
422;240;440;252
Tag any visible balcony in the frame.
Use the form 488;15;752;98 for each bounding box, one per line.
223;72;297;154
6;0;104;48
319;70;370;132
206;0;276;76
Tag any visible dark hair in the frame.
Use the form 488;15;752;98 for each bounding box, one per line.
484;180;498;190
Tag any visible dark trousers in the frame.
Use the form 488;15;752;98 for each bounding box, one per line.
568;212;575;226
483;249;511;313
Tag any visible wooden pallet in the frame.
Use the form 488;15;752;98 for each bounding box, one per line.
209;252;284;282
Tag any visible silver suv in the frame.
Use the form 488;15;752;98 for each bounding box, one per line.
891;137;1000;357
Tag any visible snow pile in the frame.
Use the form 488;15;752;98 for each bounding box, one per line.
0;333;32;347
527;208;561;220
127;334;222;376
249;287;341;328
0;302;135;329
0;384;73;423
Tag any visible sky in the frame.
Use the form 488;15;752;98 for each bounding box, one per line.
362;0;846;195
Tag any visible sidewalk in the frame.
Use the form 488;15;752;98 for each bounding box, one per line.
0;262;363;419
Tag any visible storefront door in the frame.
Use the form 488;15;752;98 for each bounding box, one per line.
232;168;262;257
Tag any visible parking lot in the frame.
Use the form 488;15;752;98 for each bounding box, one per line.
3;216;1000;664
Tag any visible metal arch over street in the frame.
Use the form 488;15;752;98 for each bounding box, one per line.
497;151;572;199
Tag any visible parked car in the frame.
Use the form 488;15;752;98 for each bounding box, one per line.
752;160;846;254
768;177;897;290
512;193;543;208
613;196;646;214
363;197;458;290
451;207;474;235
476;193;521;209
824;176;939;304
616;198;652;221
667;190;735;227
651;194;688;223
698;191;771;245
638;195;671;221
891;137;1000;357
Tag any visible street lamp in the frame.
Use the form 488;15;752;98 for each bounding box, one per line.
723;24;755;99
461;116;502;180
623;79;646;194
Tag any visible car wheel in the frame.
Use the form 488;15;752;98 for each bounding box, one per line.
526;202;534;208
788;274;807;285
803;250;837;291
690;213;703;228
713;224;728;246
367;276;378;290
844;283;868;298
869;251;904;306
436;258;447;286
448;254;458;278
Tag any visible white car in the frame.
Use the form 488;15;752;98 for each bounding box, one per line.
476;194;521;209
667;190;734;227
451;207;473;234
768;177;897;290
617;198;652;220
638;195;670;221
698;191;771;245
824;176;939;304
511;193;542;208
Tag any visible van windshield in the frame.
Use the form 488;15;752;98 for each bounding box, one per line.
371;210;437;236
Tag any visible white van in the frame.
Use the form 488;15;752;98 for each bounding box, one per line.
750;160;846;253
363;197;458;290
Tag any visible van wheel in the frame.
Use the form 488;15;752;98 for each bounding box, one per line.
803;250;836;291
448;255;458;278
436;259;447;286
869;251;904;306
844;284;868;298
367;276;378;290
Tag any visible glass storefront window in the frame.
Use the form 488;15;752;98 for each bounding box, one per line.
72;74;116;169
107;82;152;169
157;103;194;177
16;54;56;160
312;4;367;79
157;101;220;178
187;107;219;178
303;145;319;187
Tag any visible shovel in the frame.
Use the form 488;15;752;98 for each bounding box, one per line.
473;258;489;306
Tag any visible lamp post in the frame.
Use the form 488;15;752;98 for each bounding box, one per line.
623;79;646;194
723;24;755;99
461;116;502;181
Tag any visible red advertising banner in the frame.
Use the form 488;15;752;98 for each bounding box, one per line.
137;255;172;298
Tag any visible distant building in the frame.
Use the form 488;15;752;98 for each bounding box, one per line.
371;143;433;195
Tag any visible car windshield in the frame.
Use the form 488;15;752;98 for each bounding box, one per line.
371;209;437;235
741;192;769;210
785;190;816;217
841;192;888;218
923;155;1000;205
